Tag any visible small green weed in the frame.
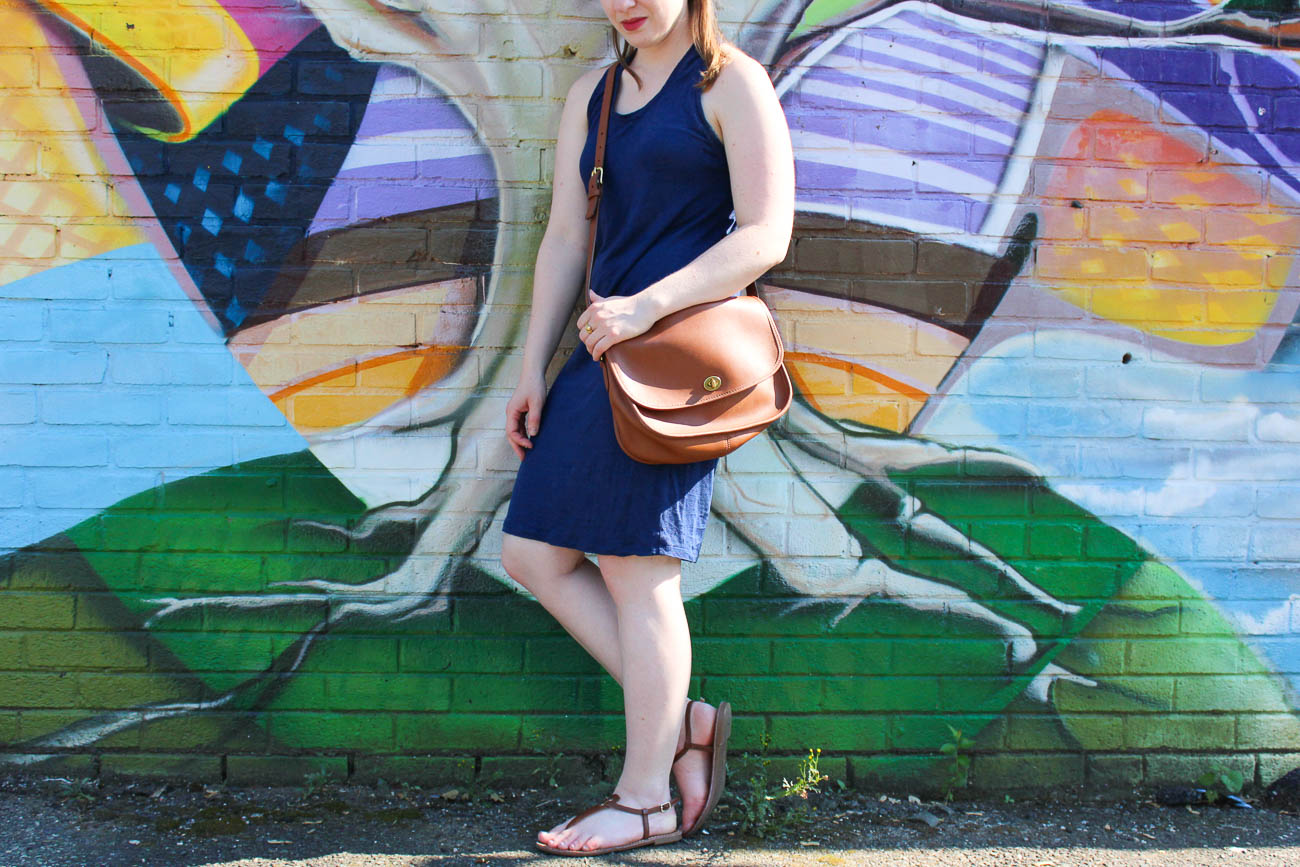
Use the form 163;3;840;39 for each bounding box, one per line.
1196;766;1245;803
300;766;332;800
56;776;99;804
939;724;975;802
530;735;568;789
727;736;829;839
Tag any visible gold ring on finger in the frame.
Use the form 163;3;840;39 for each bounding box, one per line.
585;324;594;333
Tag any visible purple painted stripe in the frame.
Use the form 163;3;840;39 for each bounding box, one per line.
853;23;985;73
894;9;1043;70
795;106;987;157
798;156;1001;204
796;67;1021;140
310;159;492;233
798;136;1006;186
416;152;496;183
796;157;915;194
1078;0;1204;24
1101;47;1300;198
854;193;976;232
852;45;1031;111
871;26;1040;83
335;154;494;185
793;109;857;140
794;190;978;235
356;99;474;140
853;111;982;157
354;183;489;224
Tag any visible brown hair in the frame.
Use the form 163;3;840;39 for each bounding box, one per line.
614;0;729;91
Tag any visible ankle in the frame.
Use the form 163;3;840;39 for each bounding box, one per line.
613;783;672;808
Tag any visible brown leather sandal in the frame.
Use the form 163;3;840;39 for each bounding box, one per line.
673;698;733;837
535;792;683;857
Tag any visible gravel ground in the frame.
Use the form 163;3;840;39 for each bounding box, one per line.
1;772;1297;866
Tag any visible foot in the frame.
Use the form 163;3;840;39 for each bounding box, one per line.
537;791;678;853
671;699;718;833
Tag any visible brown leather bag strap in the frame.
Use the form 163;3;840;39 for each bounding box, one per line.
582;62;620;308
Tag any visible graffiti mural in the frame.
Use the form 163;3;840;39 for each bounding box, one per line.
3;0;1300;790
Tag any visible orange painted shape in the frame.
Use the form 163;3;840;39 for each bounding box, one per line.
1039;110;1286;346
784;351;930;433
39;0;258;141
270;345;464;431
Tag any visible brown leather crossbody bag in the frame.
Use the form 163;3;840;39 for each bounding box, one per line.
580;61;793;465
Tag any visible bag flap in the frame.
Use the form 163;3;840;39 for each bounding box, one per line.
604;295;784;411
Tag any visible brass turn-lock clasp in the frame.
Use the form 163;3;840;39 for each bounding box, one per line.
703;375;722;392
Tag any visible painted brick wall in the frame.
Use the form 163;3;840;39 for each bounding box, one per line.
2;0;1300;797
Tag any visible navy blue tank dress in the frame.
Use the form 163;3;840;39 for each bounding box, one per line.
502;44;733;563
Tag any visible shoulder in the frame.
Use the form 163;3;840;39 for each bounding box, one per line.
700;44;779;142
565;63;612;114
709;45;774;99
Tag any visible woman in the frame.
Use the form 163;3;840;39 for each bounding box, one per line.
499;0;794;856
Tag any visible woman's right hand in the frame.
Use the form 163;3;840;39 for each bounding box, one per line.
505;371;547;460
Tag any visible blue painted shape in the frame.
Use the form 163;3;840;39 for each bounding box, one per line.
222;150;243;174
202;209;223;236
0;244;307;554
164;183;181;204
284;124;305;146
233;191;254;223
252;137;273;160
225;295;245;326
214;252;235;278
193;166;210;192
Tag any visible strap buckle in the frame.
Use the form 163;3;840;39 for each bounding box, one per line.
591;166;604;186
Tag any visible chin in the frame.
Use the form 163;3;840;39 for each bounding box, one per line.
617;26;660;49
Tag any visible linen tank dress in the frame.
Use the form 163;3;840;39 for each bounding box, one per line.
502;44;733;563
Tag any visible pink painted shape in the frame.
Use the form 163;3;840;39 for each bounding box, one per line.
219;0;319;75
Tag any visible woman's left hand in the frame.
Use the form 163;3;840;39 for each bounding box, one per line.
576;287;658;361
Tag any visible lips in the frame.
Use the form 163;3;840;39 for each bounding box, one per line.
623;16;646;32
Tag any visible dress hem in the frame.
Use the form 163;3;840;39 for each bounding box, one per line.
501;520;701;563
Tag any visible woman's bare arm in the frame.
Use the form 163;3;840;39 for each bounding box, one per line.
517;67;604;381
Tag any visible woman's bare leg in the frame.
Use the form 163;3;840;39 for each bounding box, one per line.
500;532;623;675
500;533;718;835
535;552;692;852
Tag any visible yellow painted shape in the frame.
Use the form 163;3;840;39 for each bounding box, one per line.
1041;113;1291;346
0;4;146;286
235;281;475;396
1118;177;1146;197
1159;222;1199;243
239;281;479;433
40;0;257;141
1089;286;1204;326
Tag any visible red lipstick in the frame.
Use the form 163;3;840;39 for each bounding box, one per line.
623;16;646;32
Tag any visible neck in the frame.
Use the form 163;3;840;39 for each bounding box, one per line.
630;10;692;72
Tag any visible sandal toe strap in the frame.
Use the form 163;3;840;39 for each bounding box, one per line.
563;793;681;840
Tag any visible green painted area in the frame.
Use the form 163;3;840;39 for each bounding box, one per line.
1223;0;1300;18
2;446;1297;788
793;0;871;38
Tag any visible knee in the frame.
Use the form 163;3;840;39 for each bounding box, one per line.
500;534;577;592
499;535;534;586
